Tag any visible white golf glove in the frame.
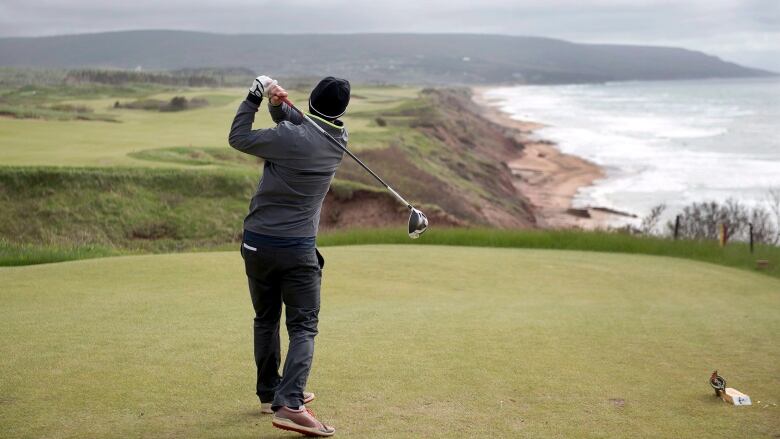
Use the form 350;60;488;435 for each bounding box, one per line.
249;75;277;99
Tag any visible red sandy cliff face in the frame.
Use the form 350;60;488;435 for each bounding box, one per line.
320;188;463;231
321;89;536;230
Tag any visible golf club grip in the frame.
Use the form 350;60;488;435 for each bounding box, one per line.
280;97;413;209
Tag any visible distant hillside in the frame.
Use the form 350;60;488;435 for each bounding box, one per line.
0;31;773;84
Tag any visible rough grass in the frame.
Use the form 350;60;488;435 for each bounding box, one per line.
128;146;263;167
0;240;118;266
0;166;391;261
0;166;255;252
0;104;118;122
1;246;778;438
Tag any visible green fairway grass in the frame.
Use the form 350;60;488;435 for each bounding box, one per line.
0;86;418;168
1;246;778;438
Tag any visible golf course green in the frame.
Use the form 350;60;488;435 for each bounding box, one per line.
1;245;778;438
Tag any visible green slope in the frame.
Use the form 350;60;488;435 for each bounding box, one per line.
1;246;778;438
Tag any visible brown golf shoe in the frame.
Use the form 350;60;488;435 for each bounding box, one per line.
272;406;335;437
261;392;315;414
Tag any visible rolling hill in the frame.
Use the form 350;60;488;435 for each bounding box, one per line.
0;30;773;84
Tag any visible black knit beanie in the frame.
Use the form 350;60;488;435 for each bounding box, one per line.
309;77;350;121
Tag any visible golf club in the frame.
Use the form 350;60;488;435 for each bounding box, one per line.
280;97;429;239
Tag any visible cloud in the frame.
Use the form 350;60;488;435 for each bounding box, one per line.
0;0;777;70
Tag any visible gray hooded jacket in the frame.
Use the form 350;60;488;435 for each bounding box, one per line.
228;99;346;237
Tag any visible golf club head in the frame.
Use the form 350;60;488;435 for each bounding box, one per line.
408;208;429;239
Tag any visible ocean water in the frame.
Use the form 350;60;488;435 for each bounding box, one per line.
484;78;780;220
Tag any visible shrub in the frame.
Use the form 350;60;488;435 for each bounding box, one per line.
660;197;778;244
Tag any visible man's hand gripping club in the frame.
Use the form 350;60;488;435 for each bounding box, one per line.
249;75;289;106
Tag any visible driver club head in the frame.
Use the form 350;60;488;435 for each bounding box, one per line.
408;207;429;239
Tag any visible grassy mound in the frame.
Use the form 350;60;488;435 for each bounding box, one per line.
1;246;778;438
0;167;255;253
0;166;396;265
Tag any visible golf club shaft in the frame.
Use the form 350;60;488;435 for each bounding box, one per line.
281;97;413;210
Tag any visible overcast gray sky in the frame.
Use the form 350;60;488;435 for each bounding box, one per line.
1;0;778;71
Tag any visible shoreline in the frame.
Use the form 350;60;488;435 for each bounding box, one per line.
472;87;623;229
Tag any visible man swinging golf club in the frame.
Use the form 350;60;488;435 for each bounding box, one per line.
228;75;351;437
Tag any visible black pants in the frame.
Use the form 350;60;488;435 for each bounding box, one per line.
241;242;324;409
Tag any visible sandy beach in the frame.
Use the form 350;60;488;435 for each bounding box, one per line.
472;87;625;229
